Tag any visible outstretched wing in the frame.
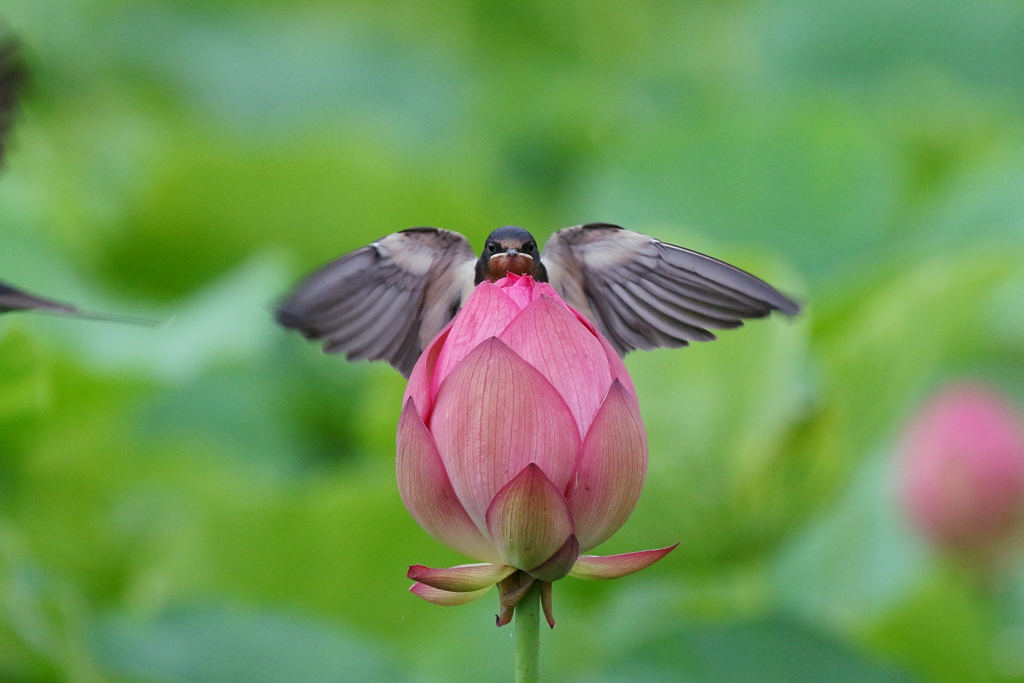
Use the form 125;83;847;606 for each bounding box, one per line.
276;228;477;377
0;281;158;325
0;281;79;314
0;41;157;328
542;223;800;356
0;35;26;166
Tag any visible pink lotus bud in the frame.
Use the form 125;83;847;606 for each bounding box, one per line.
900;382;1024;558
397;274;674;624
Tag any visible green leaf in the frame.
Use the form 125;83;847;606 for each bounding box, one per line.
93;605;410;683
597;613;916;683
773;452;931;632
817;250;1019;461
0;328;47;421
865;567;1001;683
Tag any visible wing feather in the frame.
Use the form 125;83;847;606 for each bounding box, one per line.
344;288;417;360
276;228;475;377
0;36;26;167
621;280;741;331
0;282;78;315
586;282;658;352
657;242;799;314
630;265;766;316
543;223;799;356
609;281;712;343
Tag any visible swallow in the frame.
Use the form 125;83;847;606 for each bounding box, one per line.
0;36;158;327
276;223;800;377
0;280;161;325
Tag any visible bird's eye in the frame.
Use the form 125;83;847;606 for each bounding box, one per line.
488;242;499;252
523;242;535;252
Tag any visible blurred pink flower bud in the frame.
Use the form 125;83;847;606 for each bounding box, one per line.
397;274;674;626
900;382;1024;558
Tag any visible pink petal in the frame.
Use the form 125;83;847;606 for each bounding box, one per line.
499;276;589;321
534;281;571;306
410;582;492;606
497;273;537;309
432;282;520;394
485;463;575;570
597;331;636;397
403;326;452;426
396;399;502;563
568;545;678;580
540;581;555;629
431;338;581;527
556;296;637;397
526;534;579;582
901;382;1024;551
499;296;612;437
407;563;516;592
496;572;536;627
566;381;648;551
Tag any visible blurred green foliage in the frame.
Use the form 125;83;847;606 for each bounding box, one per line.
2;0;1024;681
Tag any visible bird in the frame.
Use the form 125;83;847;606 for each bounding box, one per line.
275;223;801;377
0;35;157;327
0;279;160;325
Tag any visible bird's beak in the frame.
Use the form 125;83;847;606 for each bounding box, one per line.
491;248;532;261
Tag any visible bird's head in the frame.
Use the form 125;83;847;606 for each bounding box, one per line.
475;226;545;284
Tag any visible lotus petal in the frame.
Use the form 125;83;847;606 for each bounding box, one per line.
496;571;536;627
396;399;501;563
485;464;575;570
566;381;647;551
554;295;637;397
407;563;515;592
597;330;636;396
540;581;555;628
568;545;678;580
432;339;581;527
527;534;579;582
499;296;612;437
432;282;520;393
403;326;451;425
498;273;537;309
410;582;492;606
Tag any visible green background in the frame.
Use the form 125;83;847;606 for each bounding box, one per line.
2;0;1024;680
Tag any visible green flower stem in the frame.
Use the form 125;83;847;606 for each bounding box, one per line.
515;582;541;683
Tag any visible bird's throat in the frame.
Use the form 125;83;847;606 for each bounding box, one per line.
486;254;534;282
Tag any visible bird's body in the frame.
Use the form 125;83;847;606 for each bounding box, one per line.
276;224;800;377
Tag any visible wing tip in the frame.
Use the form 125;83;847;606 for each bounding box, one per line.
0;35;27;97
274;304;306;332
653;240;804;316
773;294;802;317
